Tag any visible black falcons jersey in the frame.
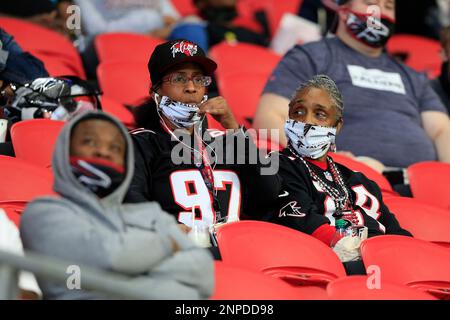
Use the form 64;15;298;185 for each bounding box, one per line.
271;149;412;238
125;125;281;227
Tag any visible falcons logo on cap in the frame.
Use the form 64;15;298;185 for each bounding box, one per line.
171;41;198;58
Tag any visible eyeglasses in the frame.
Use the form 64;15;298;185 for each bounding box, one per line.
162;73;212;87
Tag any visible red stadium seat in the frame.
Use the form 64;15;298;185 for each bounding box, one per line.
97;61;150;106
360;235;450;299
329;152;395;194
94;33;164;63
39;58;85;78
386;34;441;79
171;0;198;17
236;0;303;37
101;96;136;129
407;161;450;210
383;197;450;246
215;221;346;287
210;262;306;300
217;71;268;127
0;17;86;79
326;276;436;300
10;119;64;168
0;156;54;203
209;42;281;79
0;202;26;227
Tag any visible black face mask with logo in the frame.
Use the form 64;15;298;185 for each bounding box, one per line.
200;5;238;24
344;10;395;48
70;156;124;198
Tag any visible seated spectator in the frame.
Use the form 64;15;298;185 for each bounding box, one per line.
431;25;450;114
1;27;48;156
20;111;214;299
0;28;48;89
125;39;280;243
254;0;450;171
0;0;72;37
0;208;41;299
270;75;411;271
74;0;180;39
171;0;269;51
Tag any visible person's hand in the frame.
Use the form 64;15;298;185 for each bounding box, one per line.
163;15;177;27
148;16;177;39
178;224;192;234
332;235;362;262
355;156;386;173
198;96;239;130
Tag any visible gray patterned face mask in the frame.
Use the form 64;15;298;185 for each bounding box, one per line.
154;93;207;129
285;120;337;159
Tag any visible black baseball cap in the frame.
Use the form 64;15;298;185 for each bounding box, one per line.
148;39;217;88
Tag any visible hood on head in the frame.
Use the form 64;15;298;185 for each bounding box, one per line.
51;111;134;208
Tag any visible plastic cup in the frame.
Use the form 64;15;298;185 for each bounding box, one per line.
188;223;211;248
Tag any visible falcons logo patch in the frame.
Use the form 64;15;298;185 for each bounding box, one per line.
279;201;306;218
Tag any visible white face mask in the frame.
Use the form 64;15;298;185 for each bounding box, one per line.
284;120;337;159
154;93;207;129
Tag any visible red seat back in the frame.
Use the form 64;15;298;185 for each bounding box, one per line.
329;153;394;193
384;197;450;246
0;156;54;202
407;161;450;210
326;276;436;300
171;0;197;16
360;235;450;299
386;34;441;79
95;33;164;63
97;61;150;106
0;17;86;78
11;119;64;168
101;96;136;129
0;202;27;227
215;221;346;286
209;42;281;79
218;71;269;128
211;262;306;300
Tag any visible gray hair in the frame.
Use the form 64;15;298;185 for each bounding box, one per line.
292;74;344;119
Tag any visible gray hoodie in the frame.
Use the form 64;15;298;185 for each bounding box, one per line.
20;111;214;300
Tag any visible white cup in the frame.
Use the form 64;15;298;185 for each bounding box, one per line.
188;223;211;248
0;119;7;143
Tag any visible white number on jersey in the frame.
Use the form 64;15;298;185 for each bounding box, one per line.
170;170;241;227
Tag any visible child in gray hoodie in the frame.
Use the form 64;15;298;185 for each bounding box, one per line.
20;111;214;300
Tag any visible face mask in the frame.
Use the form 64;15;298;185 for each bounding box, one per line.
200;6;238;24
70;156;125;198
284;120;337;159
344;9;395;48
154;93;207;129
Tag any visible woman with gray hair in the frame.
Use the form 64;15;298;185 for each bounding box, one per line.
270;75;411;274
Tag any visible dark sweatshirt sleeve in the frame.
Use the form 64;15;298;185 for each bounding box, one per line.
0;28;48;84
270;155;330;235
124;133;154;203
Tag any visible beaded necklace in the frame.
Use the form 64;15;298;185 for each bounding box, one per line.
288;147;353;213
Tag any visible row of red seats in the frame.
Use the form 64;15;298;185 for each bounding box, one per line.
5;119;450;210
213;221;450;299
